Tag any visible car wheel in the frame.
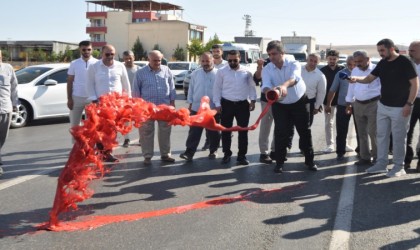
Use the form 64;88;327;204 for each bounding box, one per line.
10;101;32;128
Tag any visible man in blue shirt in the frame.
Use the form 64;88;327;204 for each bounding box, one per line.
132;50;176;165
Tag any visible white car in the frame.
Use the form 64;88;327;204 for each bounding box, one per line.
134;60;149;67
167;61;199;88
11;63;70;128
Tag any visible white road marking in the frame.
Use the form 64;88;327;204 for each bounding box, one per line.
0;166;61;191
329;161;359;250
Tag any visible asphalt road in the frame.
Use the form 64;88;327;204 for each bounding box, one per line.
0;89;419;250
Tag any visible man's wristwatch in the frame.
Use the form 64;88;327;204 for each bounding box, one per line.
406;101;414;107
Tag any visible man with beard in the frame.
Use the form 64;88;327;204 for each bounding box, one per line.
213;50;257;165
321;50;344;153
200;44;228;151
350;38;418;177
261;40;318;173
86;44;131;162
67;41;98;139
180;52;220;161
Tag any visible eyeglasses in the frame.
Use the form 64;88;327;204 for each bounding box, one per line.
105;53;115;57
228;59;239;63
82;48;92;52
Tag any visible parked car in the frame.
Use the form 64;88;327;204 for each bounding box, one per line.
167;61;199;88
134;60;148;67
11;63;70;128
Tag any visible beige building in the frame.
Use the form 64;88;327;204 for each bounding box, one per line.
86;0;205;60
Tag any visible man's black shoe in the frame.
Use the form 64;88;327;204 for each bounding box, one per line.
259;154;272;164
104;153;119;163
337;154;345;161
180;152;193;162
274;164;283;173
122;139;130;148
306;163;318;171
354;159;373;166
269;151;275;160
222;154;231;164
404;163;411;170
237;156;249;165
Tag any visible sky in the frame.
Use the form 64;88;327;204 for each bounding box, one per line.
1;0;420;46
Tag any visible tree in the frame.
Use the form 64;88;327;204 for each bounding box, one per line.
153;44;160;51
204;33;222;52
172;44;186;61
132;36;145;60
92;49;101;59
187;39;204;61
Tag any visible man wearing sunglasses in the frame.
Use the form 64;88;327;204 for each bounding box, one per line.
213;50;257;165
86;44;131;162
67;40;98;140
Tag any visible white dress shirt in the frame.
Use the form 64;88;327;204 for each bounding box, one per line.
301;66;327;109
214;60;228;69
213;65;257;107
0;63;18;114
86;60;131;101
261;59;306;104
187;67;218;111
346;63;381;103
67;57;98;97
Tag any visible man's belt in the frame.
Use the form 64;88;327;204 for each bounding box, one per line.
355;95;380;104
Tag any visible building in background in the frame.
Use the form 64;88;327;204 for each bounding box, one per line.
0;40;78;61
85;0;205;60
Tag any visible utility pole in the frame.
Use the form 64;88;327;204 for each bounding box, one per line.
243;14;255;37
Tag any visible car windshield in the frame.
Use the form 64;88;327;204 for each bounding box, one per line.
16;67;52;84
168;63;189;70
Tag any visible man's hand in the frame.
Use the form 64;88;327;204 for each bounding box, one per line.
249;102;255;111
278;86;288;97
215;106;222;114
67;98;74;110
324;105;331;114
257;59;264;67
349;77;358;84
402;104;412;117
345;104;353;115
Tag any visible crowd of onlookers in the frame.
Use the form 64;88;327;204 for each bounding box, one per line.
1;38;419;178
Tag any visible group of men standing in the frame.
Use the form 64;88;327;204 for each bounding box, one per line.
1;38;420;178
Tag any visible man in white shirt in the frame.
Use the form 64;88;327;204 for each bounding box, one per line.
213;50;257;165
405;41;420;172
86;44;131;162
121;50;140;148
67;41;98;134
301;53;326;126
200;44;228;151
212;44;228;69
180;52;220;161
346;50;381;166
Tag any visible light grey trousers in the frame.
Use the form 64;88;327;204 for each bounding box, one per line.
375;102;411;168
258;101;275;155
139;120;171;159
0;112;12;162
353;101;378;160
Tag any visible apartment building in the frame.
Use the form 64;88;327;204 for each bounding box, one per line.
86;0;205;60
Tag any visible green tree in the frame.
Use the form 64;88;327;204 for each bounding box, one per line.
187;39;204;61
63;45;73;62
1;49;10;61
49;51;58;62
92;49;101;59
204;33;222;52
153;44;161;51
132;36;145;60
172;44;186;61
